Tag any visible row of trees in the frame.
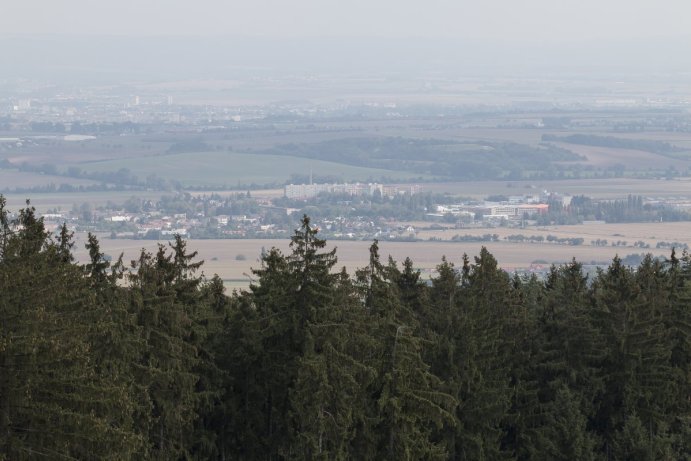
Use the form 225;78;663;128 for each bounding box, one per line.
505;234;585;246
1;199;689;459
541;194;691;225
15;162;175;191
542;134;679;155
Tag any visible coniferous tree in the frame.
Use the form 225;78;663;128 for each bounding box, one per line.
454;247;513;460
224;216;372;459
425;256;463;457
285;215;346;459
0;201;142;459
356;241;456;460
82;233;149;455
241;246;296;459
218;287;267;459
509;261;601;460
591;256;677;459
128;242;201;458
2;203;690;459
666;250;691;456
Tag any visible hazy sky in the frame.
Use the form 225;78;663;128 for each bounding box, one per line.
3;0;690;42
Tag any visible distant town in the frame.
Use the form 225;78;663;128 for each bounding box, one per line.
3;181;682;260
2;59;691;279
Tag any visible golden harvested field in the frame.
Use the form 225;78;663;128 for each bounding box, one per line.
70;228;682;290
424;177;691;199
523;222;691;244
415;221;691;248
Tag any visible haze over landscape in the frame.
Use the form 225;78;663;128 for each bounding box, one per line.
1;1;691;459
3;0;691;80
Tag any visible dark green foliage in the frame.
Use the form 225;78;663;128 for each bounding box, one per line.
0;201;144;459
507;261;602;460
542;133;680;154
127;240;205;459
448;248;515;460
356;244;457;460
262;136;583;180
0;200;689;459
589;256;678;458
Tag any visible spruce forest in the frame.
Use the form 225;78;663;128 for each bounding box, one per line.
1;196;689;460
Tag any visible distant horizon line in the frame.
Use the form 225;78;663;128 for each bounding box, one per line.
2;33;691;43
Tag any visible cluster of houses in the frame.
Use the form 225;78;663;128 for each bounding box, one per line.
38;204;423;241
41;209;269;239
32;189;575;241
285;182;422;200
315;217;418;240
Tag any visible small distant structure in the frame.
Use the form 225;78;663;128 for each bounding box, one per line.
161;228;187;236
13;99;31;112
285;182;422;200
432;201;549;223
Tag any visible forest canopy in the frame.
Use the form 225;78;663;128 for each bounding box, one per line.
0;197;689;460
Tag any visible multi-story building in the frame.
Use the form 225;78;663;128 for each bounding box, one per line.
285;182;422;200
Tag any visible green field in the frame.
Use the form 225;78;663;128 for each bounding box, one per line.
0;169;99;190
75;151;431;187
2;190;166;213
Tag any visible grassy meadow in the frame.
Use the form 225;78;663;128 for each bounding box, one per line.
4;118;691;192
74;151;431;187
